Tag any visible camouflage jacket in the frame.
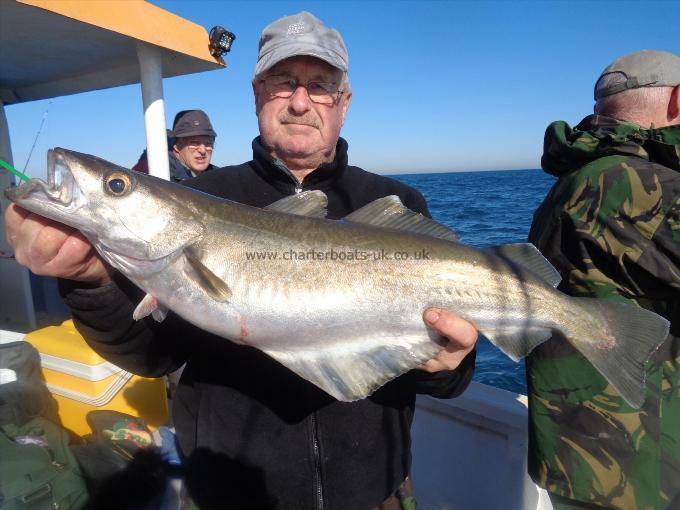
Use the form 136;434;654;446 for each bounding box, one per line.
527;115;680;510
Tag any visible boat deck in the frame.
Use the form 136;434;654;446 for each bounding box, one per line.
412;382;553;510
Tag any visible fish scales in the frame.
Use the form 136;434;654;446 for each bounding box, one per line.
5;148;670;407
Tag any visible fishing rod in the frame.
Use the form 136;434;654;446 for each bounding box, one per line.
23;101;51;174
0;104;51;183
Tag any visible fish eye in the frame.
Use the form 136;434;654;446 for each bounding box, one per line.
105;172;132;196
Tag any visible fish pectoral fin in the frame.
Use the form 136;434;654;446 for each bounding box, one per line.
483;243;561;287
265;190;328;218
565;298;669;409
262;333;445;402
343;195;459;242
132;293;169;322
483;328;553;362
183;247;232;302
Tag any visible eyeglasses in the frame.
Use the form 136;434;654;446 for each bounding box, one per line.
260;75;344;105
184;139;215;151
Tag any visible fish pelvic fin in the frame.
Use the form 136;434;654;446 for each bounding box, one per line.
567;298;670;409
262;334;445;402
132;293;169;322
343;196;459;242
265;190;328;218
483;243;561;287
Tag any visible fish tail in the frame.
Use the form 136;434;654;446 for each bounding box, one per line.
567;298;670;409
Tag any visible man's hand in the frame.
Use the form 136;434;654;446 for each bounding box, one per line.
5;204;113;286
420;308;477;372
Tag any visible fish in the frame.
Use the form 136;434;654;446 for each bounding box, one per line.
5;148;670;408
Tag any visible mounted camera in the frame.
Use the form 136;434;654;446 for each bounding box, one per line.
209;26;236;62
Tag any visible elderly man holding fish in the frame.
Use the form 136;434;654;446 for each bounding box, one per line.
5;12;478;510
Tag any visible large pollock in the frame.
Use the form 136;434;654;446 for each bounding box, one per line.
5;148;670;408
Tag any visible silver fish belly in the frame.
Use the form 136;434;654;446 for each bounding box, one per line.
5;148;670;407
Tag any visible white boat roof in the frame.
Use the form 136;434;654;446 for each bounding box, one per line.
0;0;225;105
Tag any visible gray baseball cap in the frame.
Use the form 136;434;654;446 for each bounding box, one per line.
254;11;348;77
594;50;680;100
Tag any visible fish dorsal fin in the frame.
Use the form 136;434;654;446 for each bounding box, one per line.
265;190;328;218
262;331;446;402
183;246;232;302
483;243;561;287
343;195;459;242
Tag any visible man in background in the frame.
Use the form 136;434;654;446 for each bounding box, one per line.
527;50;680;509
132;109;217;181
6;12;478;509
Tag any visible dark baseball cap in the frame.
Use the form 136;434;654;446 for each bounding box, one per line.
172;110;217;138
254;11;348;77
594;50;680;100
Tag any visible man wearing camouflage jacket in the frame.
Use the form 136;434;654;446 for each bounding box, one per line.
527;50;680;510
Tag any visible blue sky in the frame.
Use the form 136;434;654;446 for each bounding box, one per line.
5;0;680;177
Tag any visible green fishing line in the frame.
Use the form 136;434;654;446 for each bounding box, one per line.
0;159;30;182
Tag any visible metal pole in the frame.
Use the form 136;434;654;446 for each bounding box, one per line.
0;100;37;332
136;43;170;180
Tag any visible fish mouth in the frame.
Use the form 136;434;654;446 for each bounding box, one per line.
5;149;85;215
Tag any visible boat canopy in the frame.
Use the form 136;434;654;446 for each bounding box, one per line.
0;0;224;105
0;0;227;333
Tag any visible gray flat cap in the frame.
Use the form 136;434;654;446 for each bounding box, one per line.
594;50;680;100
254;11;348;77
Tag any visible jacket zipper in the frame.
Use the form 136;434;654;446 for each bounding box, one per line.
311;413;324;510
290;169;320;509
272;159;303;194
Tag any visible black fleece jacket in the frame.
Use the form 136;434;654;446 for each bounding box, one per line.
60;137;475;510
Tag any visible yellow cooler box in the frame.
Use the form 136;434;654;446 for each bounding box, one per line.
24;320;169;436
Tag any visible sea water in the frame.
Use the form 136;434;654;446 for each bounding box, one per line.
393;169;557;395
